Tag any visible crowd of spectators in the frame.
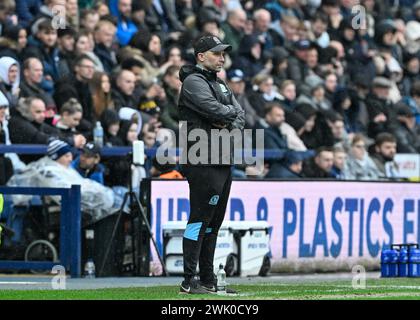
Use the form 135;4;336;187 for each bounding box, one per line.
0;0;419;187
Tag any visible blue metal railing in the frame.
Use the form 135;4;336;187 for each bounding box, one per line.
0;185;81;278
0;144;313;159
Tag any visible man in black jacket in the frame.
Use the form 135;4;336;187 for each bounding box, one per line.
177;35;244;294
20;57;56;111
53;54;95;132
253;102;289;178
93;19;117;74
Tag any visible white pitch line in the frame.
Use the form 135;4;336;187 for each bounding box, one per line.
0;282;50;285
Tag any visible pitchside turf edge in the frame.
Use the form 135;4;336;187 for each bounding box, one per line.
1;279;420;300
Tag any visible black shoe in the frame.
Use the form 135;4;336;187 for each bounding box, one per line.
179;278;209;294
200;281;237;294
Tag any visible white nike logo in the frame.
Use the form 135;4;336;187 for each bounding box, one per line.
181;285;191;293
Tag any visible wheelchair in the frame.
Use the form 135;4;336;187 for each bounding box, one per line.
0;194;142;277
0;195;61;273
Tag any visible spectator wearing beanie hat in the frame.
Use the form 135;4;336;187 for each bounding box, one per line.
266;150;304;179
47;139;73;167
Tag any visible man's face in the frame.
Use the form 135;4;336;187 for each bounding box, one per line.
95;25;116;48
79;153;99;170
266;107;285;127
143;131;156;148
30;99;46;124
377;141;397;160
130;66;144;84
306;48;318;69
282;83;296;101
66;0;78;16
62;111;82;128
83;13;99;31
315;151;334;172
312;19;327;36
25;59;44;84
373;87;390;99
255;13;271;33
228;80;245;95
118;0;132;17
198;51;225;72
58;34;75;52
37;29;58;48
290;161;303;174
325;74;337;92
75;58;95;81
8;65;19;84
164;73;181;91
331;120;344;139
117;71;136;95
333;151;347;170
282;21;298;40
231;11;246;31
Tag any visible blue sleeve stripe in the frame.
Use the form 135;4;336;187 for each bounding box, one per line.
184;222;203;241
205;227;212;233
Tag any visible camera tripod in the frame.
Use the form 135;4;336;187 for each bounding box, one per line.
98;157;168;277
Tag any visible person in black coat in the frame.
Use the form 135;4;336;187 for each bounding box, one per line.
253;102;289;176
392;102;420;153
297;103;335;149
231;34;265;84
265;150;306;179
365;77;397;138
93;19;117;74
53;54;95;134
302;146;335;179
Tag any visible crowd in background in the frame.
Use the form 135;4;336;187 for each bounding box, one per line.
0;0;419;188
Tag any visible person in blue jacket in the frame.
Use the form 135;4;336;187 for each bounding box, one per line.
71;142;105;184
113;0;138;46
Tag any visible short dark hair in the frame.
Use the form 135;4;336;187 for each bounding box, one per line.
375;132;397;146
121;57;144;70
316;146;334;157
37;18;55;33
312;12;328;24
264;102;284;116
164;65;180;78
60;98;83;115
80;9;98;20
74;54;95;66
23;57;42;71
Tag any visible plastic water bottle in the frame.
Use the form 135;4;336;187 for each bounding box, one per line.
84;259;96;278
93;121;104;148
216;263;226;295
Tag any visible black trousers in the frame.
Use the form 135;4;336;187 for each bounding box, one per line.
182;165;232;282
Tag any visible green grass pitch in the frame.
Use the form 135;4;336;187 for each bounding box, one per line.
1;278;420;300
